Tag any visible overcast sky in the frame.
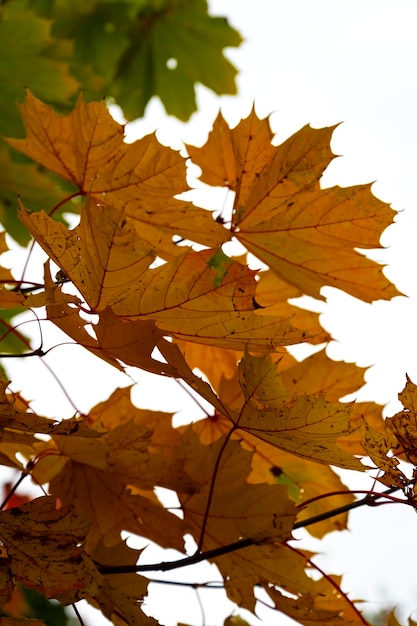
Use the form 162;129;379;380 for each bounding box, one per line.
4;1;417;625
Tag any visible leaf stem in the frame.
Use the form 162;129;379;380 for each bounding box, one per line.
196;425;237;552
287;543;370;625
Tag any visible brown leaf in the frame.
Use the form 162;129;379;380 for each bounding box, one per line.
49;463;186;553
0;496;97;602
91;540;158;626
179;429;296;548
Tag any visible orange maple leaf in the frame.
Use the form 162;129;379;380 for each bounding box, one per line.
187;109;399;302
7;91;225;258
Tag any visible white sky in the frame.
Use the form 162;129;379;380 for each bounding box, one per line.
3;1;417;625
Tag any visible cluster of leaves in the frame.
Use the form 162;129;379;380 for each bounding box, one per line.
0;84;414;626
0;0;241;243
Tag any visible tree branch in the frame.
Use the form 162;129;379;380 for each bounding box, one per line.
98;486;402;575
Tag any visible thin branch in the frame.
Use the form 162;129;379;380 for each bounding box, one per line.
147;579;224;589
98;538;254;575
98;486;403;576
293;486;401;531
71;603;85;626
48;191;81;218
195;586;206;626
0;472;29;510
0;313;45;357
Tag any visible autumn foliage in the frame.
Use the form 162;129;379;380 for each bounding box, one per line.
0;3;416;626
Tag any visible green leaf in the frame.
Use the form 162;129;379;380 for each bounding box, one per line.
113;0;243;120
0;1;79;137
0;144;75;245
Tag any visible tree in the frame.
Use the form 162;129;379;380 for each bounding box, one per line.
0;2;415;626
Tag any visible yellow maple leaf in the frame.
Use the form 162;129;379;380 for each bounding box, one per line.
188;109;399;302
7;91;225;258
281;347;366;402
236;352;363;470
255;270;330;343
20;201;309;350
19;198;156;313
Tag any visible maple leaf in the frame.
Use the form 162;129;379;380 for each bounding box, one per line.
187;109;399;302
0;4;78;137
175;431;365;624
364;376;417;487
0;496;96;602
31;390;195;552
91;540;157;626
50;462;187;553
179;429;297;548
19;204;308;351
19;198;156;312
112;0;242;121
236;352;363;470
8;91;225;258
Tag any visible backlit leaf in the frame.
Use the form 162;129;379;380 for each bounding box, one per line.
188;109;398;302
9;91;225;257
0;4;78;137
20;206;308;350
236;352;363;470
112;0;242;121
179;429;296;547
